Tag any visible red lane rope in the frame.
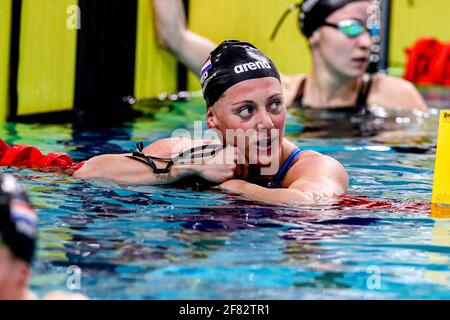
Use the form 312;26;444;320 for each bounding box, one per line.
0;139;85;174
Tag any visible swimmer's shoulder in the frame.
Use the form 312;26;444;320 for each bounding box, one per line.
368;74;428;111
283;149;348;193
281;73;307;107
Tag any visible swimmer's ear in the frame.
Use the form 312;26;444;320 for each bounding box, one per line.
206;107;217;129
309;31;320;48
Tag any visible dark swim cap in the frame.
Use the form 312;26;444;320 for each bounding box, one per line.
299;0;369;38
200;40;281;107
0;174;37;263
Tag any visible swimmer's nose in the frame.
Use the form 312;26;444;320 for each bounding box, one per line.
256;110;275;130
356;31;373;51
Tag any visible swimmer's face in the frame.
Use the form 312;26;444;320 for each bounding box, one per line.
0;245;29;300
206;77;286;167
313;1;373;78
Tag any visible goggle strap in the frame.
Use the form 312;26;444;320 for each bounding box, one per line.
127;143;224;175
270;3;301;41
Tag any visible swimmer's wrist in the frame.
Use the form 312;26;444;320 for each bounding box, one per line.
168;163;197;181
168;162;217;183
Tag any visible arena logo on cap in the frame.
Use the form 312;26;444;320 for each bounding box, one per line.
302;0;320;12
234;60;272;74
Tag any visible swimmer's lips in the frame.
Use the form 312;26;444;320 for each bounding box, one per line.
254;137;278;151
351;56;369;66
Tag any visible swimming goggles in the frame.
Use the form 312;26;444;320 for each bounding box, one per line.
323;19;380;38
126;142;224;174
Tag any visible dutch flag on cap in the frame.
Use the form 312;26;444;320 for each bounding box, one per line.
201;56;212;76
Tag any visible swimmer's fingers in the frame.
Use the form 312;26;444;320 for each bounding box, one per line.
233;147;241;178
234;148;248;179
225;146;239;165
241;162;249;179
235;162;242;178
235;163;249;179
242;151;249;179
208;146;238;165
197;164;236;184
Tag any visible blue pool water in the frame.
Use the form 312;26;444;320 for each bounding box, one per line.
1;87;449;299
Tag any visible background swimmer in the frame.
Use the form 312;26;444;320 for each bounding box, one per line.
152;0;428;112
0;174;86;300
73;40;348;205
285;0;428;112
0;174;37;300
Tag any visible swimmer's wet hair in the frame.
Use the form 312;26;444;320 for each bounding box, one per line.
200;40;281;108
0;174;37;263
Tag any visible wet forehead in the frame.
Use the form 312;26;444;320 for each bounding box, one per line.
326;1;371;22
221;77;282;104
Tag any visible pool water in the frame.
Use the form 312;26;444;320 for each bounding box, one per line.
1;87;449;299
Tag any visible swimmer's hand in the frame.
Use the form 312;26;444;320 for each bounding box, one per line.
219;179;321;205
181;146;239;184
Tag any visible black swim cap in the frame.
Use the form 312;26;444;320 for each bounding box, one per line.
299;0;369;38
0;174;37;263
200;40;281;107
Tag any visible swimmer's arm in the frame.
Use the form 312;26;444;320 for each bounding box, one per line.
72;138;209;184
284;154;349;203
72;154;197;185
152;0;216;76
220;153;348;205
73;138;233;185
220;180;318;205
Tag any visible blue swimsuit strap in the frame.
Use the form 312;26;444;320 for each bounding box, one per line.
272;147;304;184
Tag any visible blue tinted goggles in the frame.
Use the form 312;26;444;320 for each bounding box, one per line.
323;19;380;38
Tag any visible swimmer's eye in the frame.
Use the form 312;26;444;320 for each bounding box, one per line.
268;99;282;113
236;106;255;119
